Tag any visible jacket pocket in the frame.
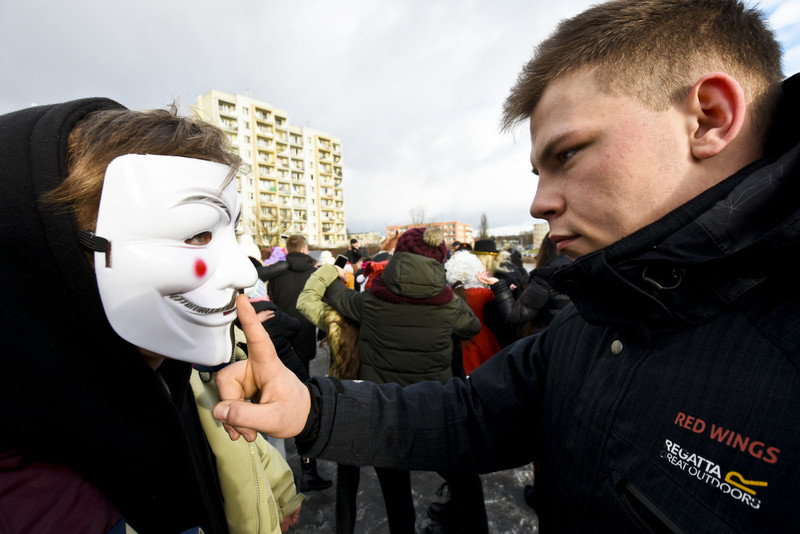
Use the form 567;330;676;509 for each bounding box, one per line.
618;478;685;534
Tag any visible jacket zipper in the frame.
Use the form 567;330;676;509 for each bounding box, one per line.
619;479;685;534
249;442;264;534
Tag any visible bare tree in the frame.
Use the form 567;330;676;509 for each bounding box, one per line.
479;212;489;239
409;205;426;225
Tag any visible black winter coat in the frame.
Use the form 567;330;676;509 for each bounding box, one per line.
490;254;572;334
267;252;318;364
249;300;309;382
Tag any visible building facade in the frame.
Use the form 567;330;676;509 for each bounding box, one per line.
386;221;473;247
193;90;347;248
532;222;550;251
348;232;382;246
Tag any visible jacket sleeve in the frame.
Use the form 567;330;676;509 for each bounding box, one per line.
490;278;550;327
296;332;545;474
256;439;304;522
297;264;339;331
451;294;481;340
263;302;301;339
322;270;364;324
256;260;289;282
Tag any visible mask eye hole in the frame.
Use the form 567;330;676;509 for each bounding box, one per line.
185;231;212;246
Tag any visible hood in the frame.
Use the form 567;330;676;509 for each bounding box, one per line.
553;73;800;331
380;251;449;299
0;99;216;529
286;251;315;272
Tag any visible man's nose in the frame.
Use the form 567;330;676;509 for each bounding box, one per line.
530;177;563;221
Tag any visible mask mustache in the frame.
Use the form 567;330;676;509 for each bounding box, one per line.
168;292;238;315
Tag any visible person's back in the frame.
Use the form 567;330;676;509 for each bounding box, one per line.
323;228;480;386
266;235;317;372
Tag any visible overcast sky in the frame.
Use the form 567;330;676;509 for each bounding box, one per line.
2;0;799;236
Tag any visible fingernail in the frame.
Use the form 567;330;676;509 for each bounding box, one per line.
215;402;230;422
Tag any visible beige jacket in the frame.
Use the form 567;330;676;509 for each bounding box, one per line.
190;332;303;534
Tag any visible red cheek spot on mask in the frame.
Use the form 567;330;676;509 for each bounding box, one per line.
195;259;207;278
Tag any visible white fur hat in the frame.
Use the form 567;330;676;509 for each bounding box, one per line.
444;250;485;289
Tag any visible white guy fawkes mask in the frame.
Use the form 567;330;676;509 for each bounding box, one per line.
93;154;257;366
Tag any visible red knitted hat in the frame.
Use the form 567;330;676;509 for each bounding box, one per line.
394;227;447;264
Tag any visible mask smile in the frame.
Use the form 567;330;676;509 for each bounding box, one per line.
168;292;238;315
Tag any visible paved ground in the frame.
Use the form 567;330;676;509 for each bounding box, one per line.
283;346;540;533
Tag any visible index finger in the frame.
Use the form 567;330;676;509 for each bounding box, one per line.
236;294;275;364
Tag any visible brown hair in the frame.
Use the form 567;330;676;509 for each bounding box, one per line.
285;234;307;253
45;104;241;231
535;232;559;268
502;0;783;143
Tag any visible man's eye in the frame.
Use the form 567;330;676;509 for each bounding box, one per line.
185;231;212;246
557;149;577;165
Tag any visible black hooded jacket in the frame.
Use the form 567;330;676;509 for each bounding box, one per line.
0;99;228;532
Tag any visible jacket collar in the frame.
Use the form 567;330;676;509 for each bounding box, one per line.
553;75;800;331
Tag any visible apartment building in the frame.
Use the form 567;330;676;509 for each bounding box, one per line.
532;222;550;250
193;90;347;248
348;231;382;246
385;221;473;246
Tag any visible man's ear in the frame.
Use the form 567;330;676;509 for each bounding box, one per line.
687;72;747;160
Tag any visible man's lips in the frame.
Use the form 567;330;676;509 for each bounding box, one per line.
549;234;577;252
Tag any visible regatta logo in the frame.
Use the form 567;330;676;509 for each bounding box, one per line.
674;412;780;464
661;439;766;510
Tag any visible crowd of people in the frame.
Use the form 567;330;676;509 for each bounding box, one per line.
2;0;799;532
240;229;548;533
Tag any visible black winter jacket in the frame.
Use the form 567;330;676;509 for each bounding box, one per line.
248;300;309;382
267;252;317;364
298;74;800;533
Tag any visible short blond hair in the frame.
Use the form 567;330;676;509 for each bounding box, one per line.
285;235;307;253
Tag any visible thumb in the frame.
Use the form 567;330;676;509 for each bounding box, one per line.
213;399;259;442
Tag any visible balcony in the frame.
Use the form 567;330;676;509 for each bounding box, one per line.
219;118;237;131
218;101;236;117
256;125;274;137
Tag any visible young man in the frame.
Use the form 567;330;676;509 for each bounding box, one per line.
0;100;302;533
345;238;368;265
213;1;800;531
